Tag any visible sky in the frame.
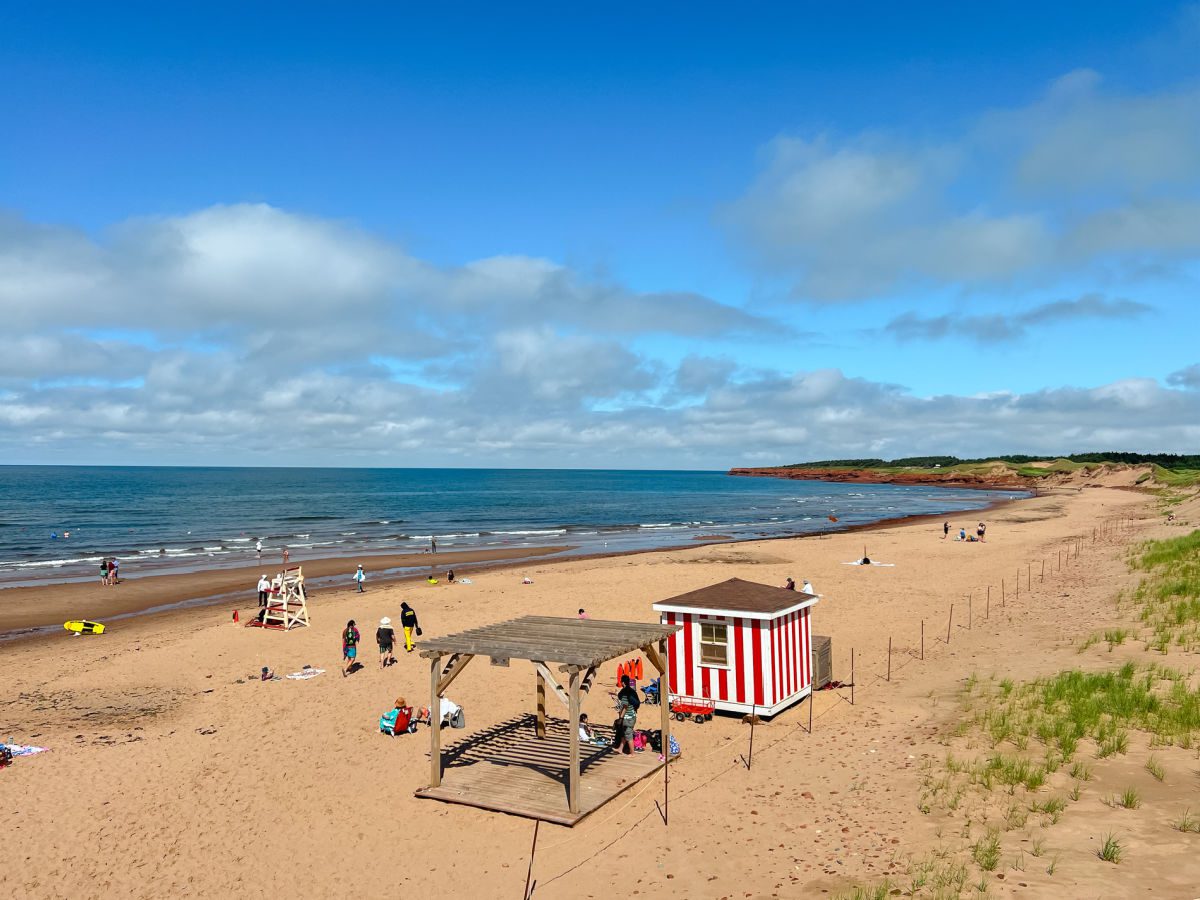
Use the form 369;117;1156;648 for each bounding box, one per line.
1;2;1199;468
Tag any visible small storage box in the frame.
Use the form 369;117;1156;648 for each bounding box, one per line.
811;634;833;690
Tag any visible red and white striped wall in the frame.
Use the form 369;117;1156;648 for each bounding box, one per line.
653;597;817;717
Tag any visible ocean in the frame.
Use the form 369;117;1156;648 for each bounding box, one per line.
0;466;1025;585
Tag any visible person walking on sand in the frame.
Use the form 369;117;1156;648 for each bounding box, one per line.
376;617;396;669
257;573;271;607
943;521;950;539
354;564;365;592
342;619;360;677
400;602;421;653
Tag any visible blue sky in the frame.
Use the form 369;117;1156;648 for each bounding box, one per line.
1;3;1198;466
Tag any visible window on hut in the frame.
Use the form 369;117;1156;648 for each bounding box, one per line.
700;621;729;665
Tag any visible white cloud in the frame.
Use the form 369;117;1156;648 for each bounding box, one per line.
2;203;1195;467
726;71;1200;301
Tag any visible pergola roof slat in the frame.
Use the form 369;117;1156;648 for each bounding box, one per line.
418;615;680;667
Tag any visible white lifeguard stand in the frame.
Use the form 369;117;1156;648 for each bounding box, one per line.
260;566;310;630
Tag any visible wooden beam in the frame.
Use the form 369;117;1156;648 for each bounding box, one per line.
642;642;667;675
536;668;547;739
579;666;598;695
533;661;570;708
437;653;474;695
429;654;443;789
568;668;581;814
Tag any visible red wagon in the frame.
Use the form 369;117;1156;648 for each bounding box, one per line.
669;695;716;723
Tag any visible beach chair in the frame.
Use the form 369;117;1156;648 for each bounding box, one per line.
379;706;418;736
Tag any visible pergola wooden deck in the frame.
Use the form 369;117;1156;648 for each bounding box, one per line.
415;615;681;825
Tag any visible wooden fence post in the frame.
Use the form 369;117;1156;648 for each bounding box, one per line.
968;592;972;630
887;637;892;682
921;619;925;660
947;604;954;644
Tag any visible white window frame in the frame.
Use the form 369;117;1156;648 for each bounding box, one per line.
698;618;731;669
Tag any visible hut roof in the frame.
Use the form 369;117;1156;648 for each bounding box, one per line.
652;577;817;619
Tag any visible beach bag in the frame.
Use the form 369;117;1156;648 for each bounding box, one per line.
450;708;465;729
0;745;11;769
668;734;680;756
632;731;648;751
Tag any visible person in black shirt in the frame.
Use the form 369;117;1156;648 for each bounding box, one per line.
613;675;640;755
377;617;396;669
400;602;421;653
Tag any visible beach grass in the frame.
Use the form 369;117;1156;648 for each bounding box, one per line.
1127;529;1200;652
1098;832;1123;864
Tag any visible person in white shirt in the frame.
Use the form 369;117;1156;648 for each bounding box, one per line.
802;579;814;595
440;697;463;728
256;574;271;608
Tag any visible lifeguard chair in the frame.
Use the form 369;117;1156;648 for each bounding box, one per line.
258;566;310;631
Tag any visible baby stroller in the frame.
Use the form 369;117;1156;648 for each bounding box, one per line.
641;677;661;706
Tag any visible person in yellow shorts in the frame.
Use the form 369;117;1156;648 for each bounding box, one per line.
400;601;421;652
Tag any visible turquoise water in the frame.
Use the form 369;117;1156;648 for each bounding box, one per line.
0;466;1024;584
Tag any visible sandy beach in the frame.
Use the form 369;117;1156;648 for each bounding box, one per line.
2;477;1194;899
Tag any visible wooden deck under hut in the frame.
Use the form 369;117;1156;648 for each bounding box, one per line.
415;615;681;826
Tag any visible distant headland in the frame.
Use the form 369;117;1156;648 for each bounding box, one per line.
730;453;1200;490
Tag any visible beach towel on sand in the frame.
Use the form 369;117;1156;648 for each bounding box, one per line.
286;668;325;680
2;744;48;757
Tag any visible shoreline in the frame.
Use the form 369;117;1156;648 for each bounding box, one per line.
0;488;1031;641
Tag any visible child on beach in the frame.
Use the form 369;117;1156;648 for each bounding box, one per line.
342;620;360;677
354;564;365;592
400;602;421;652
578;713;608;747
100;559;109;586
377;617;396;668
943;521;950;539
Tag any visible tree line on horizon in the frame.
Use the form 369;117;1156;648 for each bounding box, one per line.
782;453;1200;470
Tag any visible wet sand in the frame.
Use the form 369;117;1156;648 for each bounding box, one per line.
0;545;570;633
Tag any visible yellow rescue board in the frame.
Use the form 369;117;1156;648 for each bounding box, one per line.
64;620;105;635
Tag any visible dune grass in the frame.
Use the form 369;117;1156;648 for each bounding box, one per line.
1128;529;1200;653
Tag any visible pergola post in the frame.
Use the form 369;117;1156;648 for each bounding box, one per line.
429;653;443;788
535;667;547;739
568;667;581;814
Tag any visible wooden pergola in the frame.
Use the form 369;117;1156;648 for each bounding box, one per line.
416;615;681;823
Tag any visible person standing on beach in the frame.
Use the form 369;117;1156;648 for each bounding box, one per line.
943;521;950;539
400;602;421;653
100;558;109;586
282;548;290;565
256;573;271;607
977;522;987;541
342;620;360;677
110;558;119;584
613;675;640;755
255;539;262;558
354;564;365;592
431;537;437;554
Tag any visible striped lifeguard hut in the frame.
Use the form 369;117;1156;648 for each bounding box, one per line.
652;577;818;718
